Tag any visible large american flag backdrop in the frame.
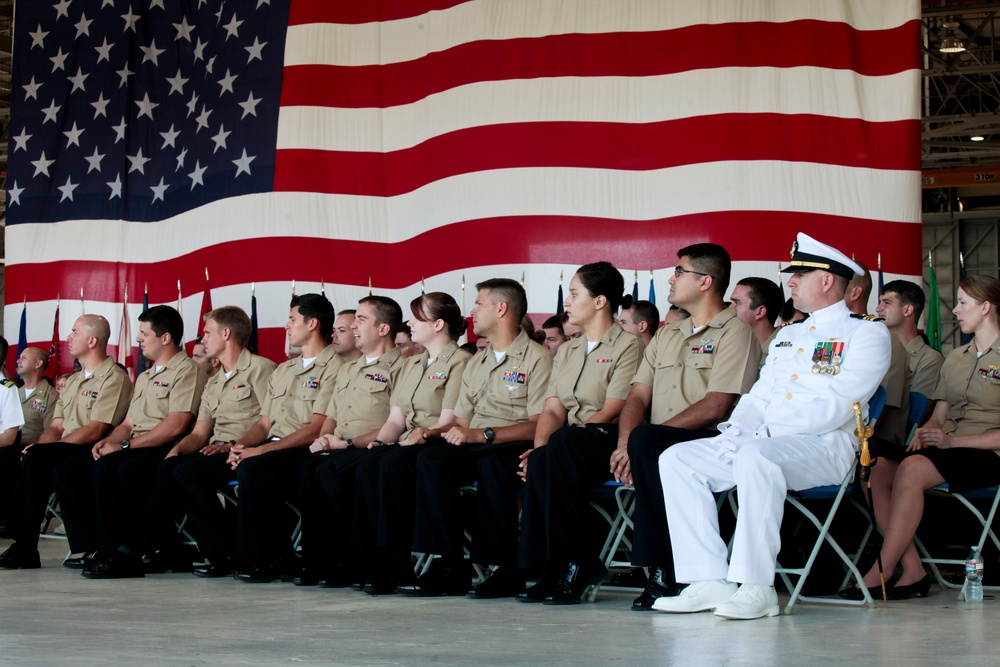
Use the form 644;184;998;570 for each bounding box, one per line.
6;0;922;372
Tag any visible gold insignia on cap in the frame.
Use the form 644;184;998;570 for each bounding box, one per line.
790;240;798;261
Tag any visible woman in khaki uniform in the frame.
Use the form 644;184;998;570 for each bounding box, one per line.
843;275;1000;600
470;261;643;602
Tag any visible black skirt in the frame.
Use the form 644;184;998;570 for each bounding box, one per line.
906;447;1000;492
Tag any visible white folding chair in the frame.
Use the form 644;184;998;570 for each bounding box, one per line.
914;483;1000;600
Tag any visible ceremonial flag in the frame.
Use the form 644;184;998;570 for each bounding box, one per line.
188;268;213;354
926;253;941;353
48;299;61;380
877;253;885;298
247;284;259;354
5;0;924;363
135;285;150;376
632;271;639;303
556;272;564;315
16;301;27;377
118;285;134;381
648;269;656;306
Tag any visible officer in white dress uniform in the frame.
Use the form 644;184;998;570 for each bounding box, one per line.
653;233;891;620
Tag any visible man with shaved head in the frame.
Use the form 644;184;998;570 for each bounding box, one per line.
0;315;134;569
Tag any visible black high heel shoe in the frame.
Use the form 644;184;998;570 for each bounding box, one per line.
887;575;931;600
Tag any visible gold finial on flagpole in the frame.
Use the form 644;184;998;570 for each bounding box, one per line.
368;277;372;296
205;267;209;281
928;251;933;268
877;253;882;270
251;281;255;296
960;251;965;269
520;272;525;287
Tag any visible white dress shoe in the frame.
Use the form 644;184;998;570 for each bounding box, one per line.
713;584;780;620
651;580;738;613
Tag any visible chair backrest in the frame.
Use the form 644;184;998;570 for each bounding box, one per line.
907;391;928;426
904;391;929;447
867;385;888;422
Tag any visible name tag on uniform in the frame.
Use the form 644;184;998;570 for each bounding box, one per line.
26;399;46;413
427;372;448;381
153;381;169;387
594;358;613;364
82;389;98;398
503;370;526;384
978;366;1000;382
302;377;320;388
775;341;793;348
365;373;388;383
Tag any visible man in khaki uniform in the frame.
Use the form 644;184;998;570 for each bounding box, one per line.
332;309;363;365
616;243;761;610
402;279;553;596
730;278;783;352
16;348;58;445
877;280;944;411
845;264;911;456
295;296;406;585
0;348;46;526
0;315;132;569
112;306;274;576
216;294;341;582
53;305;207;578
617;300;660;347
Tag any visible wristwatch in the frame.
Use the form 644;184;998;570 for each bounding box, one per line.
483;427;496;445
120;440;131;450
346;438;355;449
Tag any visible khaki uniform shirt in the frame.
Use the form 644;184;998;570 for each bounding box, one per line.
54;356;133;438
632;307;760;428
326;348;405;440
547;323;643;426
392;342;471;441
128;351;208;439
197;349;277;443
933;342;1000;441
263;346;342;440
875;327;911;449
906;336;944;399
455;330;552;429
19;381;59;441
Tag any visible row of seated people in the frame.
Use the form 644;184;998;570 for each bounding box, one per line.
0;232;986;622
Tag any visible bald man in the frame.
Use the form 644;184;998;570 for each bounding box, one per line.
0;315;134;569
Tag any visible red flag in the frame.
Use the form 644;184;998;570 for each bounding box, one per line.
47;300;61;380
117;286;135;382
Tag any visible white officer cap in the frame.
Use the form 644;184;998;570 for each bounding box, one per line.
780;232;863;279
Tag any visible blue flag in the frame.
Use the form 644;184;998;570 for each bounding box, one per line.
248;292;259;354
16;304;28;377
556;284;564;315
648;276;656;305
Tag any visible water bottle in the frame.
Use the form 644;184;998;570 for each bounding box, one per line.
965;546;984;603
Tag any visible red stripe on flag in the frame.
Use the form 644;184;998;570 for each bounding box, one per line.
280;21;920;109
5;212;920;303
274;116;921;197
288;0;472;26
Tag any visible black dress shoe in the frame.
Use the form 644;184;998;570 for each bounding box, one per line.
233;558;300;583
610;568;649;588
887;575;931;600
468;567;526;599
363;571;401;595
63;553;97;570
397;561;470;597
0;544;41;570
82;552;145;579
517;568;564;603
293;566;326;586
543;559;608;605
631;566;679;611
839;582;890;601
144;550;193;574
194;559;236;578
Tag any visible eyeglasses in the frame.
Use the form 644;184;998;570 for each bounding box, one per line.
673;266;713;279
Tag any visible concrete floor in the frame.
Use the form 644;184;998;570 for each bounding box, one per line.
1;537;996;666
